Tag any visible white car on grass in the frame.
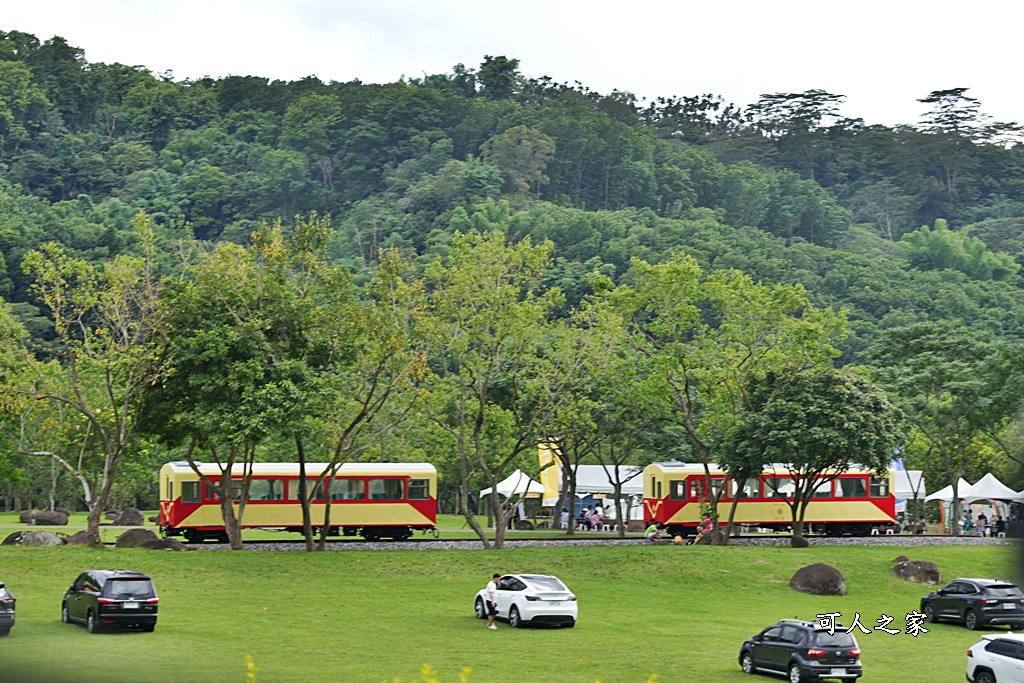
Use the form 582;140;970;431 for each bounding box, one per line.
474;573;577;628
967;632;1024;683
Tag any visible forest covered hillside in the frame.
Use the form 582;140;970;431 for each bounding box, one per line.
0;29;1022;361
2;28;1024;526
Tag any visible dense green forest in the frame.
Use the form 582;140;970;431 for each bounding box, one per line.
0;30;1022;544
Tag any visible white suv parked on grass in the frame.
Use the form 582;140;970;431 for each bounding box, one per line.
967;633;1024;683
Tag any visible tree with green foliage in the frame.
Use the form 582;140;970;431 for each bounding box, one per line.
603;253;847;542
419;230;590;548
867;321;1024;533
719;368;907;544
897;218;1019;281
0;212;168;544
480;126;556;195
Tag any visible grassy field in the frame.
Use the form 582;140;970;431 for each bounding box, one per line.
0;542;1019;683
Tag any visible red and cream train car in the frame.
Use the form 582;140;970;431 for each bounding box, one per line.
643;462;897;537
159;461;437;543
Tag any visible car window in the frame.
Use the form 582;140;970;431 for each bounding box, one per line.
497;578;514;590
761;626;783;642
814;631;856;648
943;582;962;594
780;626;805;644
987;585;1023;598
523;576;567;591
962;583;980;594
986;640;1022;658
104;579;155;599
0;586;9;599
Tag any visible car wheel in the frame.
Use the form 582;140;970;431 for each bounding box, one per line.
740;652;757;674
788;663;803;683
974;670;996;683
61;602;70;624
563;620;575;629
0;629;9;637
475;598;485;619
1011;622;1024;630
965;609;980;631
86;609;99;634
922;602;936;623
142;623;155;633
509;606;522;629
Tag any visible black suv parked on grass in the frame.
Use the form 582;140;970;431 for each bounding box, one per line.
921;578;1024;630
0;580;14;636
62;570;158;633
739;619;863;682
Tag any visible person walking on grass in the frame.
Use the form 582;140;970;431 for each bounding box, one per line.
486;573;500;629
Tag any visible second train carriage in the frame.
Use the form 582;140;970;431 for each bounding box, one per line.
159;462;437;543
643;462;897;537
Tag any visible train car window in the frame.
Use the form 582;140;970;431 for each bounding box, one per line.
330;478;365;501
870;477;889;497
250;479;284;501
287;479;324;501
228;479;245;501
835;478;867;498
368;478;404;500
765;477;794;498
181;481;200;504
688;479;705;501
811;479;832;498
408;479;430;500
167;480;173;503
669;480;686;501
729;478;760;499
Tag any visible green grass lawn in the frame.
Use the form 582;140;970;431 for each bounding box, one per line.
0;543;1018;682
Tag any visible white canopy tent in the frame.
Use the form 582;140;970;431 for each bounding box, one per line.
925;478;973;502
894;470;926;499
568;465;643;495
479;469;545;498
962;473;1024;503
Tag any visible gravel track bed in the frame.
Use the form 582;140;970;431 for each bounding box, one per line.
187;536;1015;551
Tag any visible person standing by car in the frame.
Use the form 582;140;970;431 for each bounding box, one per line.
486;573;500;630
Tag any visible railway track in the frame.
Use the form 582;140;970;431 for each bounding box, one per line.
180;533;1015;550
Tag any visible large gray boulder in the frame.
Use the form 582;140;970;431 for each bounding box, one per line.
113;507;145;526
1;531;24;546
33;510;69;526
141;538;187;551
105;510;120;521
64;530;91;546
18;510;35;524
790;563;847;596
114;528;159;548
22;531;63;547
893;559;941;584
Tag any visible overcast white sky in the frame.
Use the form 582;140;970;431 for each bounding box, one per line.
4;0;1021;127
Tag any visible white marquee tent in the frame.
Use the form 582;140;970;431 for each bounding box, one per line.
479;469;545;498
925;478;973;502
962;473;1024;503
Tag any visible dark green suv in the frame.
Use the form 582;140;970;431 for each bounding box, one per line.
62;570;158;633
0;581;14;636
739;619;863;682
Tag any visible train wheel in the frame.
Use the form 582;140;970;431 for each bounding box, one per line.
391;528;412;541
